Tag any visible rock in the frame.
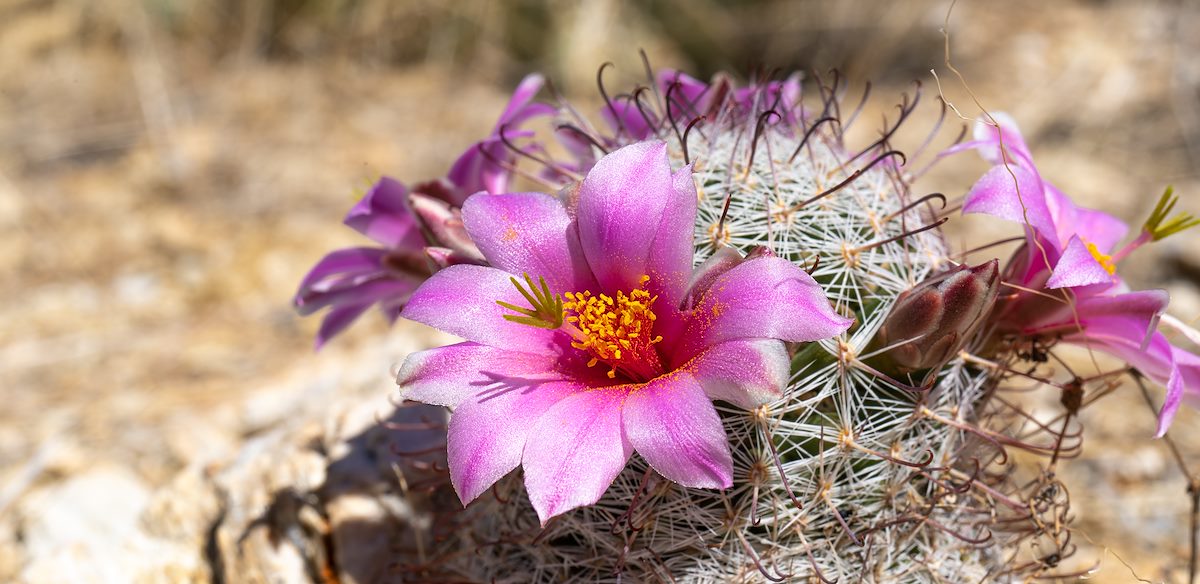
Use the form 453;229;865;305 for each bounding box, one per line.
18;466;207;583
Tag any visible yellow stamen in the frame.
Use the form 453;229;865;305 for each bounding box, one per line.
1084;241;1116;275
562;275;664;381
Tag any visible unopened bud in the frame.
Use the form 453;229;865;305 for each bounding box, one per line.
425;246;486;270
409;193;484;263
876;259;1000;373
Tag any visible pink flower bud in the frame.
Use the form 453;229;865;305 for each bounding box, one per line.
408;192;484;262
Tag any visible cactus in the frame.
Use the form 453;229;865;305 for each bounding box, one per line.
298;65;1184;581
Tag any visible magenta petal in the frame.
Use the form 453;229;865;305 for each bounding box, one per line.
962;164;1057;246
645;165;698;304
683;257;852;355
296;247;386;295
402;265;563;355
522;389;632;525
687;339;789;409
1044;185;1128;252
657;69;710;111
1023;289;1167;351
1045;235;1116;289
396;342;568;407
1163;347;1200;435
314;302;372;350
577;141;673;292
447;379;580;505
343;178;425;249
1061;316;1180;435
495;73;554;129
623;372;733;489
461;192;596;293
297;277;416;316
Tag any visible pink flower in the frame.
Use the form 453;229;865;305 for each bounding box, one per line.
295;75;552;347
294;177;429;349
953;113;1200;435
396;141;852;523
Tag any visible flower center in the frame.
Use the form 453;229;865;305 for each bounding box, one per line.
1084;240;1116;275
563;275;664;381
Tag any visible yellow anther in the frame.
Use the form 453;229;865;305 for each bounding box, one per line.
1084;241;1116;275
562;275;664;382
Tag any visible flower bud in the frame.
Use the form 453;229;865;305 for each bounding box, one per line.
408;192;484;263
876;259;1000;373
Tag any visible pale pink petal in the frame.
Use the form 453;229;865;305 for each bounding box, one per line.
447;380;581;504
623;372;733;489
1044;185;1128;252
461;192;596;293
680;257;852;358
577;141;673;292
522;389;632;525
685;338;789;409
396;342;569;407
1045;235;1116;289
971;112;1033;167
962;164;1057;247
402;265;564;355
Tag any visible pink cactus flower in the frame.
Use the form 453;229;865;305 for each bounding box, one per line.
396;141;852;523
295;75;553;347
953;113;1200;435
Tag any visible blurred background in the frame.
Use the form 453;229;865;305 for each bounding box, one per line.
1;0;1198;581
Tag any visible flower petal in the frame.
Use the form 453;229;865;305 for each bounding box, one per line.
681;256;852;356
962;164;1057;247
396;342;569;407
296;247;386;297
686;338;789;409
461;192;596;293
623;371;733;489
646;165;699;305
1045;235;1116;289
522;388;632;525
313;302;372;350
343;177;425;248
297;276;417;316
971;112;1033;167
495;73;555;129
1065;325;1180;437
1044;185;1128;253
402;264;564;355
448;379;580;505
577;141;673;292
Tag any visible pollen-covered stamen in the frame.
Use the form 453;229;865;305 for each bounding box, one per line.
563;275;665;381
1083;240;1116;275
